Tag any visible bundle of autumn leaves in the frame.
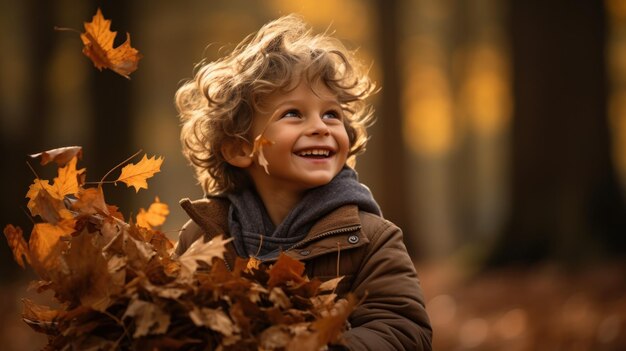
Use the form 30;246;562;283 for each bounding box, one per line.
3;147;356;350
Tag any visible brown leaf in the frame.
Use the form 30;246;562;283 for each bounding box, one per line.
250;134;274;174
116;154;163;192
3;224;30;268
289;294;358;350
178;235;231;281
51;230;115;311
29;188;73;224
80;8;142;79
123;299;170;338
72;186;109;216
267;253;306;288
22;298;64;335
318;276;344;292
30;146;83;166
136;196;169;229
189;307;238;336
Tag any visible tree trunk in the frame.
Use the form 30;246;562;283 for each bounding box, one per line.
489;0;626;266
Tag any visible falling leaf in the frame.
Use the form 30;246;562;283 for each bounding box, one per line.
250;134;274;175
116;154;163;192
80;8;142;79
30;146;83;166
123;299;170;338
3;224;30;268
136;196;169;229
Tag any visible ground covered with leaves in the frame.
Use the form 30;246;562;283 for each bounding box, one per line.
422;259;626;351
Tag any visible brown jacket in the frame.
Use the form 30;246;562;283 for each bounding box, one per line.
175;197;432;351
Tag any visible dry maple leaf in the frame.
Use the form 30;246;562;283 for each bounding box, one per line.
136;196;170;229
80;8;142;79
116;154;163;192
123;298;170;338
250;134;274;175
72;186;109;216
178;235;232;281
50;156;85;200
30;146;83;166
267;253;307;288
3;224;30;268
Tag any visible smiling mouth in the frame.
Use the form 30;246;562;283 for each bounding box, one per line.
296;149;333;158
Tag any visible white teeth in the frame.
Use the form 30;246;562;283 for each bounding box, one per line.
298;149;330;157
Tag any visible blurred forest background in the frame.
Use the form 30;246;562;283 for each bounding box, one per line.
1;0;626;350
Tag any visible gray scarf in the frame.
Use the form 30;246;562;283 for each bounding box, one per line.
225;167;381;260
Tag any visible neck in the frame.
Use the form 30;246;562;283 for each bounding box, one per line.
253;185;304;226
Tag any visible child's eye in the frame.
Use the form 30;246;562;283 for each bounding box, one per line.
322;110;342;120
282;109;301;118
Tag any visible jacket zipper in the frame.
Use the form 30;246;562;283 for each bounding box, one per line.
287;225;362;251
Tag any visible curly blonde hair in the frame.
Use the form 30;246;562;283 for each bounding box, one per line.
175;14;376;195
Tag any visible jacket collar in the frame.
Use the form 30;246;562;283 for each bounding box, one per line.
179;197;363;263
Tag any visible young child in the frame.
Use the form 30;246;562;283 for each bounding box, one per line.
173;15;432;350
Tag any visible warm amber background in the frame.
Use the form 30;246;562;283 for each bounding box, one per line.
1;1;625;350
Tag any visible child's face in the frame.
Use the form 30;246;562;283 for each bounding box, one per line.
247;79;350;195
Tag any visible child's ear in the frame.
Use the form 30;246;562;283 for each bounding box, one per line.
221;138;253;168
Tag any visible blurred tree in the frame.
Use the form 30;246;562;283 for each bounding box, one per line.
489;0;626;266
0;0;54;282
372;0;420;256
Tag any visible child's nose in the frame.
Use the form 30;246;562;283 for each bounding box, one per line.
306;115;331;136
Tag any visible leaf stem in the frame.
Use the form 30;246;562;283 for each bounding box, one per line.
99;149;143;186
53;26;82;35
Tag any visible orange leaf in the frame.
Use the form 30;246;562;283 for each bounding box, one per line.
51;156;85;200
80;8;142;79
27;186;73;224
3;224;31;268
267;253;306;288
29;220;74;278
30;146;83;166
72;187;109;216
116;154;163;192
250;134;274;174
136;196;169;229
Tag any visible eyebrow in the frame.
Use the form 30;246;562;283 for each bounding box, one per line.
273;99;341;109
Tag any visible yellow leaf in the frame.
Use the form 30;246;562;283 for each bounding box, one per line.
51;156;85;200
29;220;75;277
136;196;169;229
116;154;163;192
250;134;274;175
80;8;142;79
25;179;53;214
28;186;74;224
